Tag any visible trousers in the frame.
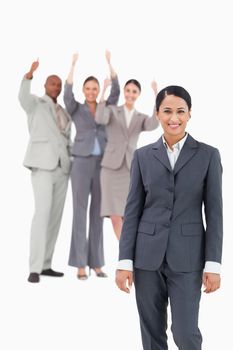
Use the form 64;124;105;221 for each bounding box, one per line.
134;261;203;350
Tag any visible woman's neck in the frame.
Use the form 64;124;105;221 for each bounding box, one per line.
86;101;97;116
124;103;134;111
163;132;186;149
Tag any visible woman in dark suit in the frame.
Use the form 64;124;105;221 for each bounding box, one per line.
116;86;223;350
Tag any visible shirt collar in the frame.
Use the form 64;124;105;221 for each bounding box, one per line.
163;133;188;152
42;94;56;105
124;105;135;114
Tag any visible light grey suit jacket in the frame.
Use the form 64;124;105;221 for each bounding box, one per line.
119;135;223;272
96;103;159;170
18;78;71;174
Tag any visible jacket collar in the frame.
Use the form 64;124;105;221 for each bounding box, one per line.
118;105;139;137
41;94;57;105
118;106;129;138
40;95;71;136
152;134;198;174
84;101;98;125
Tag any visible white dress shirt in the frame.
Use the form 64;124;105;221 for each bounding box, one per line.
118;134;221;274
124;106;135;128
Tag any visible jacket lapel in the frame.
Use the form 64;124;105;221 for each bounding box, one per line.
84;102;98;126
40;96;61;136
152;137;172;173
41;96;71;137
118;106;128;138
128;110;139;135
173;135;198;175
152;135;199;175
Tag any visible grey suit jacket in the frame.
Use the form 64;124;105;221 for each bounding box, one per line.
63;77;120;157
119;135;223;272
18;78;71;173
96;103;159;170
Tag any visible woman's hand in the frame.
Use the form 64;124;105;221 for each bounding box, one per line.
105;50;117;78
115;270;133;294
105;50;111;64
203;272;221;293
67;53;78;84
72;52;79;66
151;80;158;95
103;77;111;90
99;77;112;102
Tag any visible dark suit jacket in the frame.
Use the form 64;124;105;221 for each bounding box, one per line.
63;77;120;157
119;134;223;272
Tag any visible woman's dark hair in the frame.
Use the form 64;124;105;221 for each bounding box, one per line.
156;85;192;111
124;79;141;92
83;76;99;87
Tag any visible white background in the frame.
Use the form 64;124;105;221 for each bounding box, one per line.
0;0;232;349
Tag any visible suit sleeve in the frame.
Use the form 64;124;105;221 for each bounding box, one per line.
18;78;37;114
204;148;223;264
106;76;120;106
119;150;146;261
63;83;80;117
141;102;159;131
96;102;112;125
62;109;72;153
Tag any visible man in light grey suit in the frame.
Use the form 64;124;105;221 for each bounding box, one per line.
116;86;223;349
19;60;71;283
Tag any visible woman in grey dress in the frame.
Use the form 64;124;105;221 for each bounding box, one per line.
96;78;159;240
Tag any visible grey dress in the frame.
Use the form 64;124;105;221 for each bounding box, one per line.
96;102;159;217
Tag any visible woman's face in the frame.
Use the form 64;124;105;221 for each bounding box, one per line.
156;95;191;138
124;83;140;107
83;80;100;103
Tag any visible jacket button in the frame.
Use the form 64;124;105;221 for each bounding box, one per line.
164;223;170;228
167;188;174;193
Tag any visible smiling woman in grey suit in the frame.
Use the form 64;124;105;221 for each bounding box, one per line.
116;86;223;350
96;79;159;240
64;51;120;280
